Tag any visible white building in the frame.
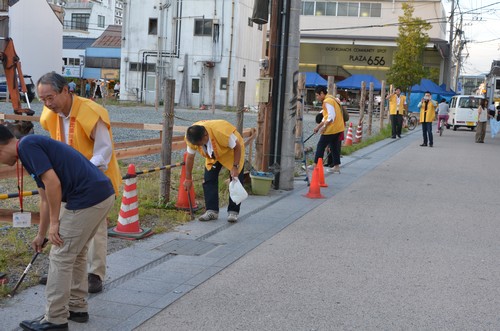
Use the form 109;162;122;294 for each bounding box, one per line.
5;0;63;84
120;0;264;107
62;0;119;39
299;0;449;84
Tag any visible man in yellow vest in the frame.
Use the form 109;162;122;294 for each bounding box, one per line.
418;91;437;147
386;87;407;139
38;72;121;293
313;86;345;173
183;120;245;222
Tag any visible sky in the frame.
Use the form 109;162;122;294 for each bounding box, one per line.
445;0;500;75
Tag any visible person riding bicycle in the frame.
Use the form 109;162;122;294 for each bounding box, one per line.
436;99;449;133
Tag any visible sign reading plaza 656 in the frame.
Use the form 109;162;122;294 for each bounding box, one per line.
320;46;393;67
348;55;386;66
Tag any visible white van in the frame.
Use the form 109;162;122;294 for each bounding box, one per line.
447;95;484;131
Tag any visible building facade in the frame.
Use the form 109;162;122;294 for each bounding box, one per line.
120;0;264;107
3;0;63;84
299;0;449;85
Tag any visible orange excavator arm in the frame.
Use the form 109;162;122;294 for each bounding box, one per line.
0;37;34;115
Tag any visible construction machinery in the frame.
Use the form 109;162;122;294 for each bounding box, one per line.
0;37;35;137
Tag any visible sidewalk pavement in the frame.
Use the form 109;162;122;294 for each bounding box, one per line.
2;126;500;330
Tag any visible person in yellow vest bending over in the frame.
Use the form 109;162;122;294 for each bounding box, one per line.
184;120;245;223
386;87;408;139
38;72;121;293
417;91;437;147
312;86;345;173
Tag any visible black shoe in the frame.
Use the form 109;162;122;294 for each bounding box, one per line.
20;318;68;331
420;143;427;147
391;136;396;139
69;311;89;323
397;135;401;138
429;144;433;147
88;273;103;293
39;274;48;285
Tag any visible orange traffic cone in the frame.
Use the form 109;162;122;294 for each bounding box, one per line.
344;122;354;146
176;152;199;210
304;167;325;199
354;120;363;143
108;164;153;240
317;158;328;188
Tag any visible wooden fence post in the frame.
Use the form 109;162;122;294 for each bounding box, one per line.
160;79;175;204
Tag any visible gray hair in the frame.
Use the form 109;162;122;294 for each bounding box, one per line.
37;72;68;93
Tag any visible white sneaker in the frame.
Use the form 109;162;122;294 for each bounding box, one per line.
198;210;219;222
327;166;341;173
227;212;238;223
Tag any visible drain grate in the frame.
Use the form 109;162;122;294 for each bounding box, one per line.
155;238;219;256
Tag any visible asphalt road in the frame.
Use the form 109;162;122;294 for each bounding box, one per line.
136;126;500;330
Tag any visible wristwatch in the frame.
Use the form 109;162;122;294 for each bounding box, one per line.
233;164;239;168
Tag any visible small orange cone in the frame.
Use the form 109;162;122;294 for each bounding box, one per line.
354;120;363;143
304;167;325;199
344;122;354;146
317;158;328;188
176;152;199;210
108;164;153;240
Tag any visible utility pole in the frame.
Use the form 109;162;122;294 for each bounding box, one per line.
278;0;301;190
446;0;455;90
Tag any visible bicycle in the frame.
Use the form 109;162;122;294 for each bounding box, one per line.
406;112;418;131
439;118;445;136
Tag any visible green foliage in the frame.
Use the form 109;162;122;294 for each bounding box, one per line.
341;124;392;155
386;2;431;93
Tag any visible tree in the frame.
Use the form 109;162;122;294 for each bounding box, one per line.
386;2;431;94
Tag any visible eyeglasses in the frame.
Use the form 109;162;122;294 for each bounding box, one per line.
39;93;60;104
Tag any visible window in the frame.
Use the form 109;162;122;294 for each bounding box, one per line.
248;17;253;27
326;2;337;16
71;13;90;31
129;63;141;71
148;18;158;35
347;2;359;16
302;1;314;15
371;3;381;17
192;78;200;93
496;79;500;90
194;19;213;36
315;2;326;15
302;2;381;17
258;24;263;31
98;15;105;28
220;77;228;90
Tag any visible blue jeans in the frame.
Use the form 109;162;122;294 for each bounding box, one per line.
203;161;244;213
421;122;433;145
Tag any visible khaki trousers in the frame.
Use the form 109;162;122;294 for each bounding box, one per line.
87;216;108;279
44;195;115;324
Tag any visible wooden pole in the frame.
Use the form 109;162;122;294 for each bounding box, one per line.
379;80;386;130
328;76;335;96
159;79;175;204
295;73;306;159
359;81;366;122
236;81;245;136
367;82;374;136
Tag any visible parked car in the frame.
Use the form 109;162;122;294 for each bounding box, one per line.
0;74;36;103
447;95;484;131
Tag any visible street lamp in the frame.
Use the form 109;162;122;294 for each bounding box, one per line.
79;55;85;96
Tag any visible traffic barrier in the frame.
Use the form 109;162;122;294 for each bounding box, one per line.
108;164;153;240
175;152;199;211
304;167;325;199
317;158;328;188
344;122;353;146
354;120;363;143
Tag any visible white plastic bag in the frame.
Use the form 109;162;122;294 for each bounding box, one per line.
229;178;248;204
